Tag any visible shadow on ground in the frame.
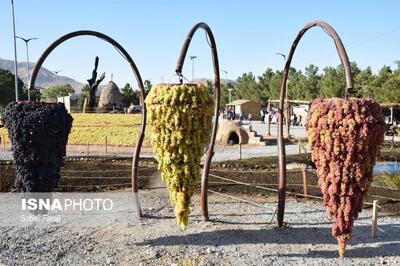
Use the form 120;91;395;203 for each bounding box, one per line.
136;224;400;258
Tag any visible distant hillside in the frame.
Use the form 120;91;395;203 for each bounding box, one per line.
192;78;236;87
0;58;83;93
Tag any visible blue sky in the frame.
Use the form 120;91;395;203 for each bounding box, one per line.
0;0;399;90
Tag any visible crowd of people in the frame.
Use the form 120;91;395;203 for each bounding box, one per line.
223;107;304;126
223;108;251;123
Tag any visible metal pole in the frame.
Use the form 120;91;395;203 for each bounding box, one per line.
267;99;271;136
17;37;38;101
26;42;30;100
221;70;227;83
390;107;394;124
175;22;221;222
276;20;354;228
371;200;378;238
228;88;233;103
26;30;147;217
190;55;197;81
11;0;19;101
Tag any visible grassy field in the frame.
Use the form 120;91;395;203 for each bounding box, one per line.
0;113;147;146
375;175;400;189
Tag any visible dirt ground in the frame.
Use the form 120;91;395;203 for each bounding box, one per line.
0;181;399;265
1;154;399;265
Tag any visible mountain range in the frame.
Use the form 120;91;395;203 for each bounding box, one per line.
0;58;237;95
193;78;237;87
0;58;83;93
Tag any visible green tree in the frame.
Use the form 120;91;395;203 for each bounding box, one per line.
354;67;375;98
78;84;90;107
257;68;275;101
144;80;152;97
235;72;267;104
121;83;139;106
303;64;320;100
268;71;283;100
220;82;234;106
372;66;400;103
378;75;400;103
319;66;344;98
42;84;74;102
288;69;308;100
0;69;24;107
371;66;393;102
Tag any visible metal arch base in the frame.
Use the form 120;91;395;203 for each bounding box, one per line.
175;22;221;221
28;30;147;217
276;20;354;227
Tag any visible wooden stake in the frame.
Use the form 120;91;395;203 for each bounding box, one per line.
285;102;290;139
86;141;89;156
2;134;5;152
239;143;242;160
371;200;378;238
298;138;301;154
267;99;271;136
105;136;108;154
83;98;87;113
302;167;308;199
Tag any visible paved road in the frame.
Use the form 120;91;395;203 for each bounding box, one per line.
1;120;398;162
244;120;400;141
0;143;302;162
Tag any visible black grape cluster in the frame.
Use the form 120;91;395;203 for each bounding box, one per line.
2;102;73;192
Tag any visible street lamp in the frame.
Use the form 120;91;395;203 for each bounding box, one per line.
16;36;38;101
11;0;19;101
221;69;228;82
275;53;288;101
221;69;232;102
275;52;291;138
189;55;197;81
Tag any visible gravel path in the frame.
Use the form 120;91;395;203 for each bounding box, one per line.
1;121;398;162
1;187;399;265
0;143;302;162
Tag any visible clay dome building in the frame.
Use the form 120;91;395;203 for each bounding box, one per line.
98;81;123;112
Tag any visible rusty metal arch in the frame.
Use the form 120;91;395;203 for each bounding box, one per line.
175;22;221;221
29;30;146;216
277;20;354;227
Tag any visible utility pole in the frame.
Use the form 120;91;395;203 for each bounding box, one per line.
190;55;197;81
221;69;228;83
11;0;19;101
221;69;232;103
275;53;288;101
276;52;290;138
16;36;38;101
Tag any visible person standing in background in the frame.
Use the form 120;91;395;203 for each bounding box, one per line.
260;109;265;124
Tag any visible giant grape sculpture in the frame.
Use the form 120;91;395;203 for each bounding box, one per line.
145;84;214;230
306;97;386;257
2;102;73;192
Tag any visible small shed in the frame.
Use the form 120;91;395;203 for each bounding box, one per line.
226;99;262;120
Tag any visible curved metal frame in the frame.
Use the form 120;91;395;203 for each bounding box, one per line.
29;30;147;216
175;22;221;221
276;20;354;227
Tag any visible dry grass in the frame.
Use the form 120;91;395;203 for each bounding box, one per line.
0;113;147;146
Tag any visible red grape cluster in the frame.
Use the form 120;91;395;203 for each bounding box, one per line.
2;102;73;192
306;97;386;257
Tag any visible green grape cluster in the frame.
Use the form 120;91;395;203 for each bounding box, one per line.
145;83;214;230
